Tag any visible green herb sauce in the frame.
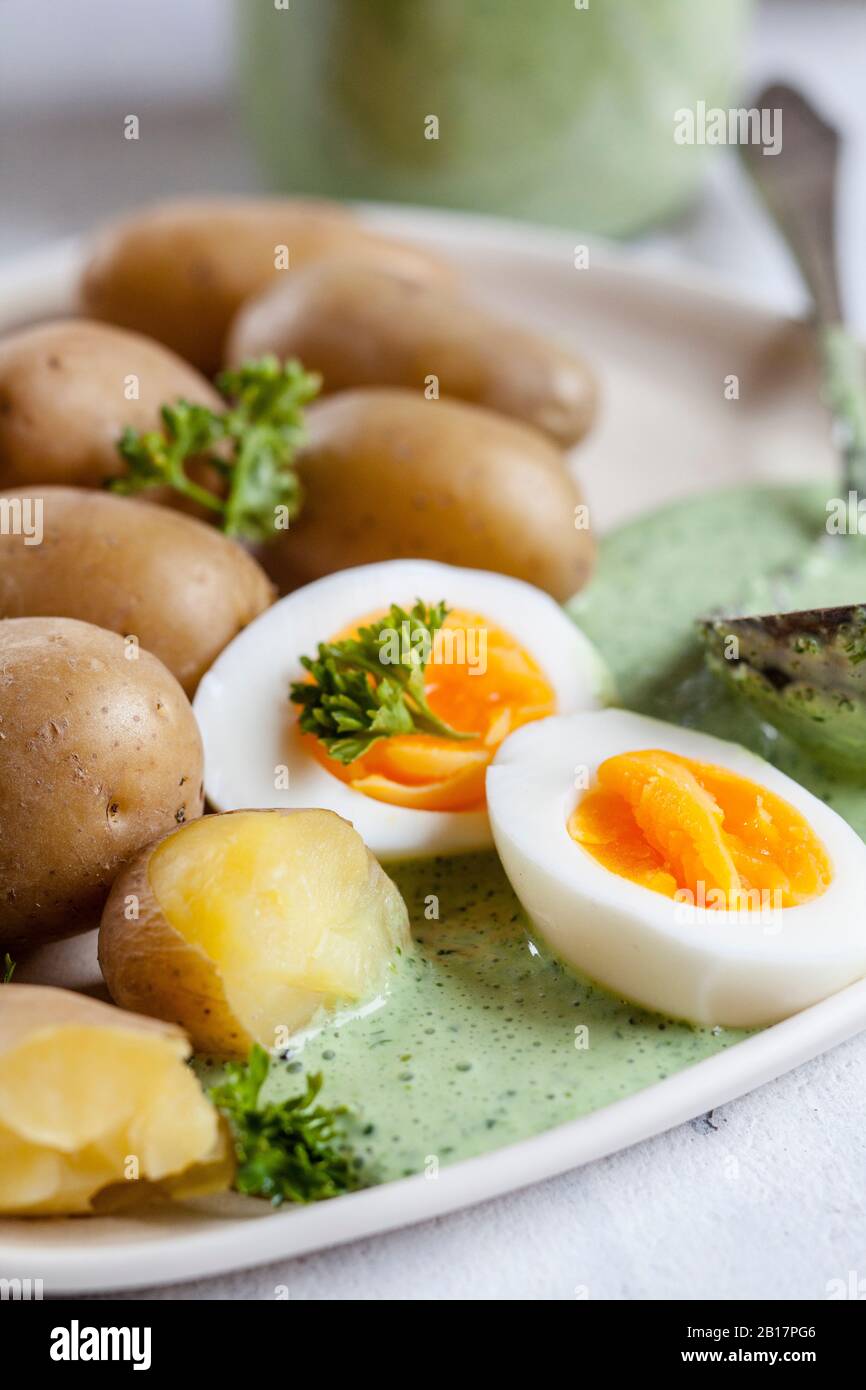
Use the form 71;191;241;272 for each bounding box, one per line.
208;481;865;1186
570;481;866;837
250;852;743;1186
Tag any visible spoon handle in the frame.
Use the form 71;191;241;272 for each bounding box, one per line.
740;83;866;496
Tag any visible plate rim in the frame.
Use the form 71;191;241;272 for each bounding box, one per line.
4;976;866;1292
0;202;811;341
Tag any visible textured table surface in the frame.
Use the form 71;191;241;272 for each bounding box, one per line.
3;0;866;1300
96;1034;865;1301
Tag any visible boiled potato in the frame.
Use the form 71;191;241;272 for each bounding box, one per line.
99;809;411;1056
227;261;598;447
80;197;454;374
259;388;594;601
0;617;204;949
0;487;275;695
0;319;221;495
0;985;231;1215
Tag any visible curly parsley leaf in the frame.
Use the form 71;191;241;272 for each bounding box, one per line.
290;600;477;764
209;1045;359;1206
110;356;320;542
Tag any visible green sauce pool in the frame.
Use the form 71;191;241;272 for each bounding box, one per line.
204;482;866;1185
570;481;866;839
241;852;743;1186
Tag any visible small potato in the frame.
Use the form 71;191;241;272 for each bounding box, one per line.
259;388;594;601
227;261;598;447
0;487;275;695
80;197;454;374
99;809;411;1056
0;320;221;495
0;617;204;948
0;985;232;1215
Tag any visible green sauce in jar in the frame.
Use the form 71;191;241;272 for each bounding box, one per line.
237;0;752;236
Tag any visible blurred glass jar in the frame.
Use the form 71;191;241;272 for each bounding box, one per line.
237;0;752;238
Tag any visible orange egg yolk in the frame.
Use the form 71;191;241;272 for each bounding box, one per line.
568;749;831;909
306;608;556;811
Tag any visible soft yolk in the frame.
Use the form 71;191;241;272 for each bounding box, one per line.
306;608;556;811
568;749;832;909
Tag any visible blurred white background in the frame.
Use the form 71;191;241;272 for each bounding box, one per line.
1;0;865;326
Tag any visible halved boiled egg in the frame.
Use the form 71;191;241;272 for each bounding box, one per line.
193;560;610;857
487;708;866;1026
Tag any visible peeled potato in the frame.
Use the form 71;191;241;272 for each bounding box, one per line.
0;985;232;1216
99;809;411;1056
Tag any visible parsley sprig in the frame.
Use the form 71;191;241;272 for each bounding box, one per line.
111;356;320;542
210;1045;358;1206
290;600;477;764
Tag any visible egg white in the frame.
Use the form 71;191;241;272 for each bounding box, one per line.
193;560;611;858
487;708;866;1027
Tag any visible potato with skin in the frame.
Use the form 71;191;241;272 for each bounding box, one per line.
0;320;222;495
0;617;204;949
0;985;232;1216
0;487;275;696
80;197;455;374
258;388;594;601
99;809;412;1057
227;261;598;448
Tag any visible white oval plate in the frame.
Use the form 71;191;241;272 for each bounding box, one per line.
0;206;858;1295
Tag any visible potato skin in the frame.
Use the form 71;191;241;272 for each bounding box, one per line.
227;261;598;447
0;617;204;948
260;388;594;601
0;320;221;494
80;197;454;374
0;487;275;695
99;823;254;1058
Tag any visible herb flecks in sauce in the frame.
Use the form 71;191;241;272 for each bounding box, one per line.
198;854;745;1183
571;480;866;836
701;603;866;774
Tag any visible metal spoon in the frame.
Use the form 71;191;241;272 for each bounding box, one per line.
699;83;866;770
742;82;866;497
